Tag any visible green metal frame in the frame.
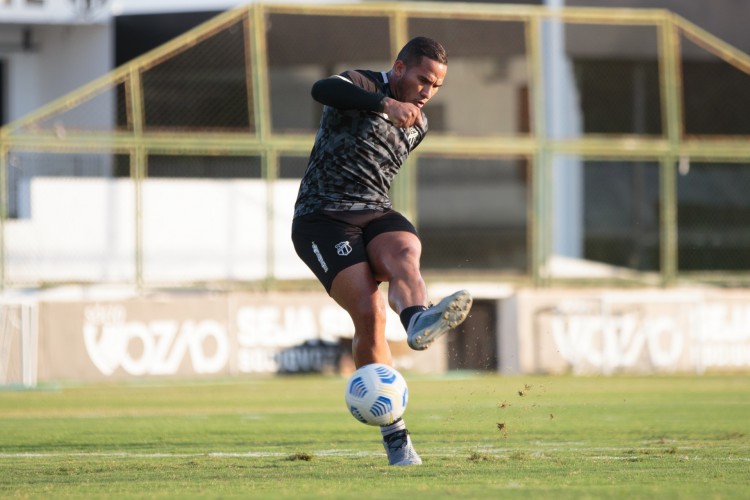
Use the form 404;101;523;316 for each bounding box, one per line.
1;2;750;290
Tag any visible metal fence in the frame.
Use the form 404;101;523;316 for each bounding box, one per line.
1;2;750;290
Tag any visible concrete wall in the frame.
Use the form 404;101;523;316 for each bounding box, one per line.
6;174;529;284
5;177;307;283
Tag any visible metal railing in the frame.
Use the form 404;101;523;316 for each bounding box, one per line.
1;2;749;290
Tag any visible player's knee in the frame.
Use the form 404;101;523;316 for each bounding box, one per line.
401;243;421;261
387;243;419;268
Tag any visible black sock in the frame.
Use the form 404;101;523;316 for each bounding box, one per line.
400;305;428;330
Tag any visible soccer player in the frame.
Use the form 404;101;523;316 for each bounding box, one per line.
291;36;472;466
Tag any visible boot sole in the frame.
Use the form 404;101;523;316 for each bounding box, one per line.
407;290;472;350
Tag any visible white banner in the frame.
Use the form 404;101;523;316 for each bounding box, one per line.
510;289;750;374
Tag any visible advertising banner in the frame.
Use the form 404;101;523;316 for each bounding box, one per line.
509;289;750;374
35;291;439;382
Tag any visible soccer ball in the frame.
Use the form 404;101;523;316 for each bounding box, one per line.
344;363;408;426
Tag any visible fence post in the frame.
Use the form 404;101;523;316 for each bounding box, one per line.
658;13;682;286
127;66;146;289
0;144;6;290
528;14;550;286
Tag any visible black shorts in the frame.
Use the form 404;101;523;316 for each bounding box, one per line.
291;209;418;293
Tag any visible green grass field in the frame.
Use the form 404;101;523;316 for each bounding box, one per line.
1;373;748;498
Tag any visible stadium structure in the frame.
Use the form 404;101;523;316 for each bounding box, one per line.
1;0;750;387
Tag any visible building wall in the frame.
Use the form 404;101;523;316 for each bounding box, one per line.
3;23;112;125
569;0;750;53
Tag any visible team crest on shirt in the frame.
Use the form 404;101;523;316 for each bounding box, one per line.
335;241;353;256
406;127;420;148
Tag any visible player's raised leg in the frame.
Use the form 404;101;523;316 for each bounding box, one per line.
405;289;472;350
366;230;427;314
366;231;473;351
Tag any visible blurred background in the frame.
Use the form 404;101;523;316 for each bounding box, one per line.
1;0;749;386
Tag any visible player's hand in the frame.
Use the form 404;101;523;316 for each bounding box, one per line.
382;97;423;128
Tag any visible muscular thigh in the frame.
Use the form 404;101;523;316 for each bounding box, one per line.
363;211;421;280
291;209;419;292
367;231;422;281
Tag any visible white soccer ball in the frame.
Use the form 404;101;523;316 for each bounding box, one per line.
344;363;409;426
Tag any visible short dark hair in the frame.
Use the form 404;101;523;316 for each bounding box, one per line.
396;36;448;67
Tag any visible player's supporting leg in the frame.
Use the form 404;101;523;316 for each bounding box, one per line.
329;262;391;367
329;256;421;466
380;418;422;466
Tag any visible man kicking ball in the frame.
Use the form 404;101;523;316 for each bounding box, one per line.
291;36;472;466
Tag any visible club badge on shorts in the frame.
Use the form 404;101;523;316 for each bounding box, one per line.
335;241;353;256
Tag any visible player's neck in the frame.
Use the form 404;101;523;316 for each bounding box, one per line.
386;70;400;100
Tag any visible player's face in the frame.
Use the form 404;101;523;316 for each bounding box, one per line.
392;57;446;109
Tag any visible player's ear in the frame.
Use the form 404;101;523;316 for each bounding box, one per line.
392;59;406;78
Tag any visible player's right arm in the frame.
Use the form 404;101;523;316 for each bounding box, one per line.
311;71;423;128
311;72;384;112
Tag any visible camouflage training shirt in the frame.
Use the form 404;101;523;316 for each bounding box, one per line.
293;69;428;218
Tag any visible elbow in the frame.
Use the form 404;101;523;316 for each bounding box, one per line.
311;80;326;103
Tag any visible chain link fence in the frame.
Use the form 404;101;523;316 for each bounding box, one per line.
2;3;750;289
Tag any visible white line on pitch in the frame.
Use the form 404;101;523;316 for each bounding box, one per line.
0;451;748;461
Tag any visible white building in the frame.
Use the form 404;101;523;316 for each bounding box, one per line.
0;1;236;125
3;0;750;125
